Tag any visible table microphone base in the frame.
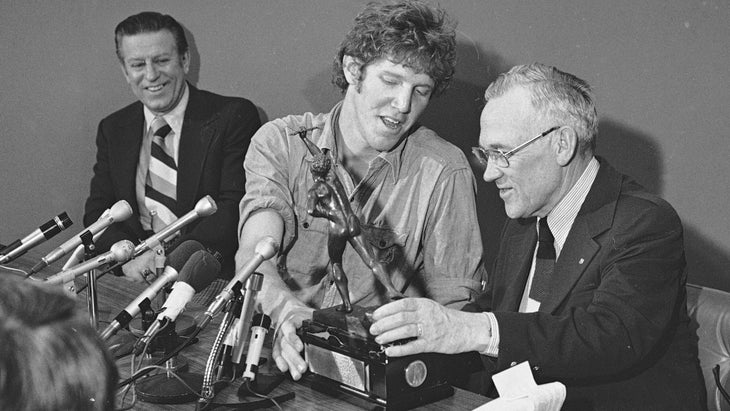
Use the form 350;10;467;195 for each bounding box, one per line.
135;371;203;404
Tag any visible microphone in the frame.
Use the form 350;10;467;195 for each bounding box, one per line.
242;313;271;381
135;249;220;352
0;212;73;264
199;236;278;329
132;196;217;258
44;240;135;285
28;200;133;275
230;273;264;367
99;240;205;341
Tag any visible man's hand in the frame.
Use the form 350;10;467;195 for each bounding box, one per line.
120;249;156;282
272;309;312;380
369;298;491;357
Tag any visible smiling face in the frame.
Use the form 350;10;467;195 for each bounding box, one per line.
118;30;189;115
478;86;564;219
340;56;434;153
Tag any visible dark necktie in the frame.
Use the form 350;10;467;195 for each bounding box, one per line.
144;116;177;230
529;217;555;303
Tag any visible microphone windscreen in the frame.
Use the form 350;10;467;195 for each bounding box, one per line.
178;250;220;292
165;240;205;272
56;212;73;230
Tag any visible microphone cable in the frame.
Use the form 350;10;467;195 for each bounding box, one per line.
0;264;29;278
117;318;293;411
194;387;293;411
117;322;202;388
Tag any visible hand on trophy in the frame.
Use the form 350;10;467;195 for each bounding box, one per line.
368;297;493;357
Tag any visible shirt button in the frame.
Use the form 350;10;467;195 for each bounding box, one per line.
302;222;310;229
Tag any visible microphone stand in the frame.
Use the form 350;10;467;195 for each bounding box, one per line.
130;266;193;370
200;287;243;404
198;273;263;407
215;296;244;381
80;231;99;328
134;319;202;404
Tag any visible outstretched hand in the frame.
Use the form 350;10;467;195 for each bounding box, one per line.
272;309;312;380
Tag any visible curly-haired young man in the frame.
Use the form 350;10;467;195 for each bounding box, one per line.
236;0;483;380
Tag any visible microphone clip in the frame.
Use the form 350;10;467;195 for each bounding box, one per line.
80;230;97;258
134;316;174;356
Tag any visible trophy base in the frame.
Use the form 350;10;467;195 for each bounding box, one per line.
298;305;454;410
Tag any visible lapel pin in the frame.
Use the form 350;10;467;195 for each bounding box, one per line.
578;258;585;264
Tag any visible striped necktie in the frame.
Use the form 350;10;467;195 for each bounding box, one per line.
144;116;178;230
529;217;555;303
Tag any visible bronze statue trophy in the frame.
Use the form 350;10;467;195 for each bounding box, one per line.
294;128;454;410
303;137;403;314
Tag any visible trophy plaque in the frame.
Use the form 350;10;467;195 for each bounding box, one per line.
297;306;454;410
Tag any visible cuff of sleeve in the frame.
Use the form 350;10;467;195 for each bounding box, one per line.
425;278;483;308
240;198;296;252
480;312;500;357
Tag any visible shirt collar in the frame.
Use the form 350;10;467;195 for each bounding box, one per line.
314;101;340;153
378;132;407;183
143;82;189;136
314;101;406;182
546;156;600;254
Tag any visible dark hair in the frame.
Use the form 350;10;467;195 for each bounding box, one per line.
332;0;457;96
114;11;188;61
0;277;118;411
485;63;599;153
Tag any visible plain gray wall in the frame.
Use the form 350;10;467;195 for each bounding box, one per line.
1;1;728;291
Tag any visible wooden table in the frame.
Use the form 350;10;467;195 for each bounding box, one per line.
2;252;491;410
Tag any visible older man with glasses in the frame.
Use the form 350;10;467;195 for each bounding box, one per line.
369;63;706;410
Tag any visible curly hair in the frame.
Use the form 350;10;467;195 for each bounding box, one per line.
332;0;457;97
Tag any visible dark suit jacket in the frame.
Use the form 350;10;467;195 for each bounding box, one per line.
84;85;261;278
465;159;706;410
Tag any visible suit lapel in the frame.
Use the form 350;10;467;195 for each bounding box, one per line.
497;220;538;311
177;85;216;215
113;105;145;214
539;217;600;312
539;159;624;313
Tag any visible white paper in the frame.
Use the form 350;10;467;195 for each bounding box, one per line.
492;361;538;399
472;361;566;411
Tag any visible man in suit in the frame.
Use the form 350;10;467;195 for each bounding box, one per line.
84;12;261;280
369;63;706;410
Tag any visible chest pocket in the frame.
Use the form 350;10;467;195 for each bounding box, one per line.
361;225;408;267
296;204;329;234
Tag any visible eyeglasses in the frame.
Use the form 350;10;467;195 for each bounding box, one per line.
472;126;561;168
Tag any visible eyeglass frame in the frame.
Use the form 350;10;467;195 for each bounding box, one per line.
472;125;562;168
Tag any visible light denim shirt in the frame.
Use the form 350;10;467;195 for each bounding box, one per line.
240;102;483;316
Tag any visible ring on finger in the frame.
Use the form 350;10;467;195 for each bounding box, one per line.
416;322;424;338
